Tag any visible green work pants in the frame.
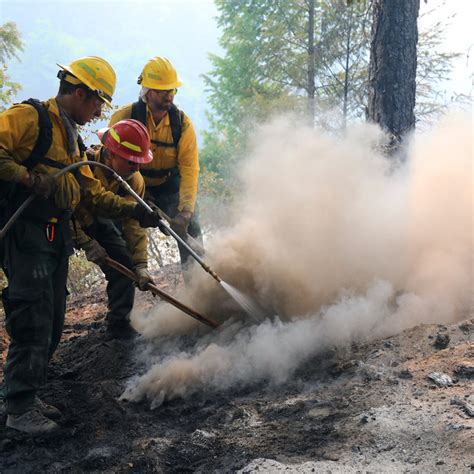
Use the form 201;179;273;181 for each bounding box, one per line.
145;186;203;270
2;219;70;415
86;218;135;326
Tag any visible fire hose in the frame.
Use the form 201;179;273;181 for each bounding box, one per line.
0;160;263;321
0;161;220;283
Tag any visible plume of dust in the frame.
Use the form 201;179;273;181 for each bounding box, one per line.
127;111;473;407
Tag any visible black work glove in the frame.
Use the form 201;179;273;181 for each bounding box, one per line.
170;211;192;237
134;264;155;291
81;239;108;266
30;172;57;199
131;203;170;235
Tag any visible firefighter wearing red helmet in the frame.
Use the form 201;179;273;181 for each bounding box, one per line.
72;119;155;339
98;119;153;164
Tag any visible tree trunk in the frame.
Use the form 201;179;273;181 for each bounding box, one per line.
342;4;354;129
367;0;420;153
307;0;316;126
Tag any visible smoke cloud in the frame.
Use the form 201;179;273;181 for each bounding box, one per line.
124;111;473;407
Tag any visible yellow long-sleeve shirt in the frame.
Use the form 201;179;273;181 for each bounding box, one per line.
0;98;137;219
109;103;199;213
73;146;149;266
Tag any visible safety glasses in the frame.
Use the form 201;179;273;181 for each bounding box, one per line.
155;88;177;97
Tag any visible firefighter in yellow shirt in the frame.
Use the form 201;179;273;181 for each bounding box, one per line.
73;119;155;340
0;57;163;434
109;56;202;280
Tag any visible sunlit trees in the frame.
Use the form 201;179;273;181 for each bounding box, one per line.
201;0;461;184
0;22;23;110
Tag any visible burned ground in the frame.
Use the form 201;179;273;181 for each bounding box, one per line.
0;268;473;473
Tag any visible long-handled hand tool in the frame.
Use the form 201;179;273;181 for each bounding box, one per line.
0;160;264;322
104;257;219;329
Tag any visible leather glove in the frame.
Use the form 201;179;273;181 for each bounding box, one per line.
86;144;101;161
134;264;155;291
131;203;170;235
30;172;57;199
81;239;108;266
170;211;192;237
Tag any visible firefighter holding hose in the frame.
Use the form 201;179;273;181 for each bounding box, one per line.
73;119;158;340
0;57;164;434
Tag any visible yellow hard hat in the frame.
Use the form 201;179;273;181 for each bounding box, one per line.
137;56;183;90
57;56;116;106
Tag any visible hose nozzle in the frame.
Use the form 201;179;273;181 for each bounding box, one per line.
202;263;222;283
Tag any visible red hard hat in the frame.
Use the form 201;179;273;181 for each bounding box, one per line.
97;119;153;164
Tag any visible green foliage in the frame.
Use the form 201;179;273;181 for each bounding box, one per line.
200;0;372;193
0;22;24;111
415;6;463;121
67;253;103;296
316;1;372;127
201;0;461;198
200;0;309;198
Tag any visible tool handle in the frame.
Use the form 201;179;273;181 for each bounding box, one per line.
104;257;219;329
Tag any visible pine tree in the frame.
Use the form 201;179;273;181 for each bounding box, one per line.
0;22;24;110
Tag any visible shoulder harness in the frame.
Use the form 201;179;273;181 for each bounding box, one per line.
131;98;184;148
20;98;86;172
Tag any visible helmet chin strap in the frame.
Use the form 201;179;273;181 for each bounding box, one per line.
57;69;82;85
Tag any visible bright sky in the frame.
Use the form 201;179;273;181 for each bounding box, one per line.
419;0;473;97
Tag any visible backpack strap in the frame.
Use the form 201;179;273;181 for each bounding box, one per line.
21;98;53;170
150;139;175;148
131;98;147;127
32;138;85;171
77;134;87;155
140;167;179;179
169;103;183;148
18;99;85;172
131;98;183;148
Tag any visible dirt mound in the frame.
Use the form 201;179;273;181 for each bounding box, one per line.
0;286;472;472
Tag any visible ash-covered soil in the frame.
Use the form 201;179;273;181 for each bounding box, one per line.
0;269;472;473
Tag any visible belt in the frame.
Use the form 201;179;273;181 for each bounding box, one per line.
140;167;179;179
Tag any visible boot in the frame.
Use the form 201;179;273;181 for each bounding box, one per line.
34;396;62;420
106;319;137;340
6;408;59;434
